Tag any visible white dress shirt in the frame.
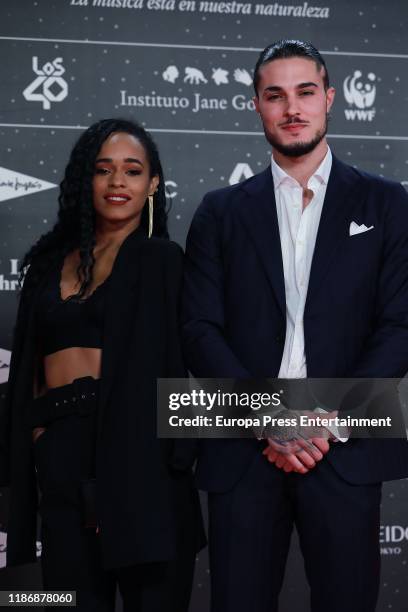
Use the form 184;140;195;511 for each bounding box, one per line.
272;147;332;379
271;148;347;442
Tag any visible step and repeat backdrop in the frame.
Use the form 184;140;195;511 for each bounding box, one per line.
1;1;408;610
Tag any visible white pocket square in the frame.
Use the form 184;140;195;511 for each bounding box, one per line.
349;221;374;236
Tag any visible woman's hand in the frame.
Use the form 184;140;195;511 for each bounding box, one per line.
32;427;46;444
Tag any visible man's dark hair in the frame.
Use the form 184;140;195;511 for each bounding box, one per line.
253;39;330;95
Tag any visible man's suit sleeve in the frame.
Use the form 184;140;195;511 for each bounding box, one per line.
352;183;408;377
182;194;251;378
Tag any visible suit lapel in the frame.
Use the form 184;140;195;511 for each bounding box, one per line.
237;168;286;316
237;158;365;316
306;156;365;304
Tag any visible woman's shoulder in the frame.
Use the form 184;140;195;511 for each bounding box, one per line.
20;250;62;293
137;237;184;262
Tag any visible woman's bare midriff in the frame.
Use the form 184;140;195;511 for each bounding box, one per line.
32;347;102;442
44;347;102;389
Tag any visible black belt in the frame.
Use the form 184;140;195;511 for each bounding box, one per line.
28;376;99;428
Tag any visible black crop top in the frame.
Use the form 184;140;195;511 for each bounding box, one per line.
36;261;109;356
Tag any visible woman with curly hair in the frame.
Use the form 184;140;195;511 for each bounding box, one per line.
0;118;204;611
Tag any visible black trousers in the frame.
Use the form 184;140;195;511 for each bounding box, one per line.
33;379;197;612
208;449;382;612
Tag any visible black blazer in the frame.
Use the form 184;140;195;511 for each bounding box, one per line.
182;156;408;490
1;228;200;568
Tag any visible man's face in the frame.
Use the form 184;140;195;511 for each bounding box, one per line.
253;57;335;157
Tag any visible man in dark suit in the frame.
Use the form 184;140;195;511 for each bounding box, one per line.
182;40;408;612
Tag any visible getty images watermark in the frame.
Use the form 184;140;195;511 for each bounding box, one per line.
157;378;408;439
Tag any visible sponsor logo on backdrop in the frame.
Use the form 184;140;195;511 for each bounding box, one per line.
343;70;376;122
23;57;68;110
165;181;178;199
0;349;11;385
0;167;57;203
380;525;408;556
0;532;41;568
184;67;208;85
0;260;19;293
162;65;252;88
162;66;179;84
121;64;255;114
229;163;254;185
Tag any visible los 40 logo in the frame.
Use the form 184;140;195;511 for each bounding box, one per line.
23;57;68;110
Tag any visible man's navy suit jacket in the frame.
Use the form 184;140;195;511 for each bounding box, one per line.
182;156;408;490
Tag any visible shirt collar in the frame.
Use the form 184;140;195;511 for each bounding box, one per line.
271;147;332;189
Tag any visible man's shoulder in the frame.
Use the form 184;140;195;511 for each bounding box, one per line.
198;168;271;213
123;234;184;266
333;156;407;198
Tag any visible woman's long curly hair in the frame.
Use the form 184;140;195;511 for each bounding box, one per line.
20;118;168;298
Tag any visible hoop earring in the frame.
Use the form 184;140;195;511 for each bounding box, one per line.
148;194;154;238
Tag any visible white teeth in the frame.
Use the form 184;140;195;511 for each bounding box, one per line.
107;196;128;202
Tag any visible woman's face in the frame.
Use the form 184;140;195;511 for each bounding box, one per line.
92;131;159;230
